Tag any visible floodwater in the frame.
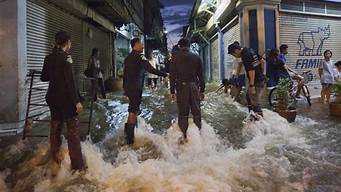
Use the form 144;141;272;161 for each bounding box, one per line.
0;84;340;192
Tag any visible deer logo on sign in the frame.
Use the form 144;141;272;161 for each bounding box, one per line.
297;25;331;56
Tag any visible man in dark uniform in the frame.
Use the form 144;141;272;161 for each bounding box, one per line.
170;38;205;141
41;31;85;174
123;38;167;145
228;43;265;118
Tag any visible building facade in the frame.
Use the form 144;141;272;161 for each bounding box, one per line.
187;0;341;85
0;0;165;135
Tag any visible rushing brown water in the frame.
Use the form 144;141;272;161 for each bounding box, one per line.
0;84;340;192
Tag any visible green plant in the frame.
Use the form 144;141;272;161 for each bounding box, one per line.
275;78;290;110
117;68;124;78
332;82;341;103
115;48;129;78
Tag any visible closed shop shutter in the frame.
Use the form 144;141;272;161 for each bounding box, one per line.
223;20;240;79
279;12;341;87
27;0;83;117
210;37;219;81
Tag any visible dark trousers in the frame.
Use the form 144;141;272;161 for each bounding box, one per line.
49;106;84;170
176;82;202;138
246;82;264;116
92;78;106;100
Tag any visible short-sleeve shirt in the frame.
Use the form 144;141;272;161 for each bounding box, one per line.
241;47;265;82
319;59;335;84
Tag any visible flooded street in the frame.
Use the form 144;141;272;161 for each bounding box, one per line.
0;84;340;192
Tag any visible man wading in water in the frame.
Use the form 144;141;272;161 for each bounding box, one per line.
228;43;265;119
41;31;85;175
170;38;205;142
123;38;167;145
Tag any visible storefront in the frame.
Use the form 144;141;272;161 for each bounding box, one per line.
279;1;341;86
26;0;114;117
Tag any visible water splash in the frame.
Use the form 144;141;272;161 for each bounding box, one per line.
2;109;313;192
1;86;340;191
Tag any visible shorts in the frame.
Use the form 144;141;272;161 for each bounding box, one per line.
49;105;77;120
127;93;142;114
231;74;246;87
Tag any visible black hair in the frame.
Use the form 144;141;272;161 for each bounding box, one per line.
227;43;241;54
279;44;288;53
268;48;279;60
91;48;99;56
324;49;332;58
55;31;71;46
131;38;141;49
177;38;190;48
335;60;341;67
233;41;240;46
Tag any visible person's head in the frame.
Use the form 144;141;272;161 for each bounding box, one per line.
233;41;240;46
91;48;99;57
131;38;144;52
335;61;341;71
269;48;279;60
177;38;191;49
324;49;332;60
55;31;71;51
227;43;242;58
279;44;288;55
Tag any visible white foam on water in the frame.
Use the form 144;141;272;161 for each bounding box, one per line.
15;109;307;192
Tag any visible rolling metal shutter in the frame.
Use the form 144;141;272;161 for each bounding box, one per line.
223;20;240;79
27;0;83;117
210;37;219;81
279;12;341;87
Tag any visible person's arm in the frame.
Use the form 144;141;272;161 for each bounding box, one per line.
248;70;256;86
141;58;167;77
197;58;205;93
41;56;49;82
318;60;324;78
63;56;80;105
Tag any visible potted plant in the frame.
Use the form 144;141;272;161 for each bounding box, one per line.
330;82;341;117
105;67;124;92
105;48;129;92
274;78;297;123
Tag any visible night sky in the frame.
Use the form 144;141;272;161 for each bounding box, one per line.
160;0;195;50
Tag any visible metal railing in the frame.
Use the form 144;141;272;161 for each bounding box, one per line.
22;70;96;139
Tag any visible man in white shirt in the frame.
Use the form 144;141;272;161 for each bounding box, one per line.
230;42;246;100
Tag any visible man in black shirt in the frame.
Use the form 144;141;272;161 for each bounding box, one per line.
170;38;205;141
41;31;85;173
123;38;167;144
228;43;265;117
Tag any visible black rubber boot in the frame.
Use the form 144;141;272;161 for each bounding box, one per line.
124;123;135;145
193;115;202;130
178;116;189;139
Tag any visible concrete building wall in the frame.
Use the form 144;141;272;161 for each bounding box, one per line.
0;0;27;134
